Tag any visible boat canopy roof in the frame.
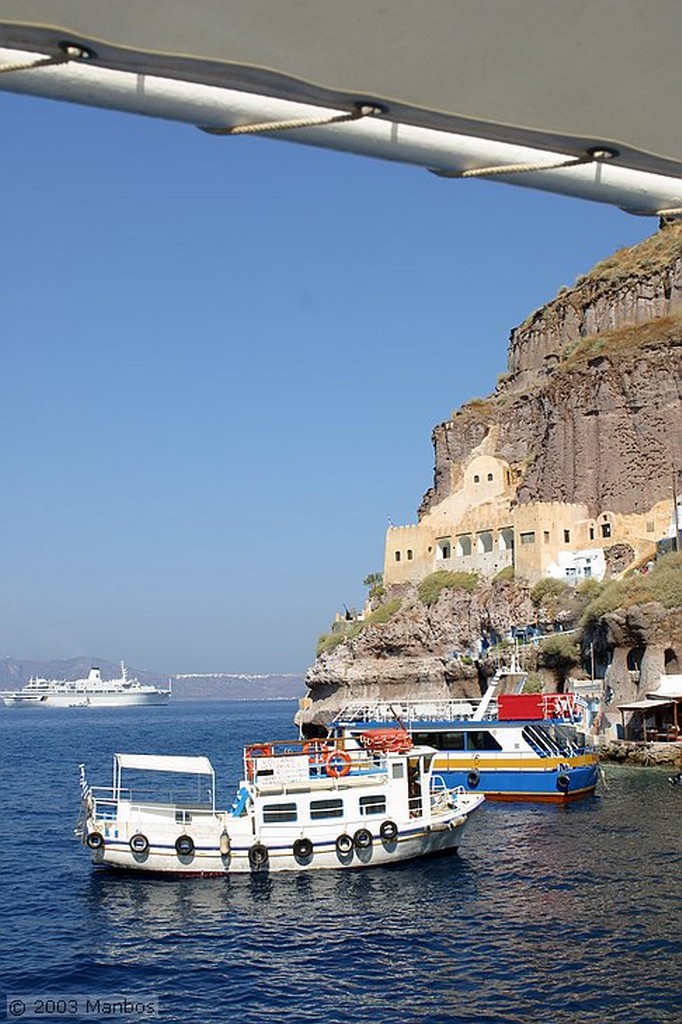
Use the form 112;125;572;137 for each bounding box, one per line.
0;3;681;213
114;753;214;775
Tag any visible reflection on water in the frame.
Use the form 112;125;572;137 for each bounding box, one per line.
1;704;680;1024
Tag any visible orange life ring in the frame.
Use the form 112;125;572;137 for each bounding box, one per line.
324;749;352;778
245;743;273;779
246;743;273;760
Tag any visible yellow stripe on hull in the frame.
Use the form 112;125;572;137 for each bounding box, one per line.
433;754;597;771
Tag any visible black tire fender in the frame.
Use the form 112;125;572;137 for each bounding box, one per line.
175;834;195;857
293;837;313;860
353;827;373;850
249;842;269;868
129;833;149;854
379;819;399;842
335;833;353;855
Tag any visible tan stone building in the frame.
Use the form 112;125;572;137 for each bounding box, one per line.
384;449;675;587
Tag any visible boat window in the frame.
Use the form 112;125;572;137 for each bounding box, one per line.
359;795;387;816
412;730;466;750
392;763;405;779
310;798;343;820
175;811;192;825
262;802;298;823
466;731;503;751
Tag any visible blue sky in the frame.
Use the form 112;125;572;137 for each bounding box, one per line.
0;92;654;673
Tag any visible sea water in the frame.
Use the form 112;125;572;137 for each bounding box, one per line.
1;700;679;1024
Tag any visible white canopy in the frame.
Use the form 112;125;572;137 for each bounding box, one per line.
618;699;674;712
0;2;681;213
115;753;214;775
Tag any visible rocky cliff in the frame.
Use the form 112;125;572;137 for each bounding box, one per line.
304;576;535;726
302;224;682;727
420;222;682;518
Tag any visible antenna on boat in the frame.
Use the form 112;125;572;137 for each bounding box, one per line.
388;703;408;732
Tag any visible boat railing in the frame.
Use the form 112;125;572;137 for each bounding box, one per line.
429;774;452;811
88;785;215;816
244;738;393;786
521;724;564;758
334;698;494;727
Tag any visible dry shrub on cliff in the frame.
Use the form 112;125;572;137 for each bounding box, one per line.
315;598;403;656
581;552;682;626
577;222;682;290
418;570;478;606
560;312;682;373
530;578;570;608
537;634;581;687
362;597;403;625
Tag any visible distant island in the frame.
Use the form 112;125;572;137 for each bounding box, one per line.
0;656;305;702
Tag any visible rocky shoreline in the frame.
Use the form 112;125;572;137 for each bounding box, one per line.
598;740;682;767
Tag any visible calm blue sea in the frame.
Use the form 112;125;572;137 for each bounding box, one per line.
1;700;680;1024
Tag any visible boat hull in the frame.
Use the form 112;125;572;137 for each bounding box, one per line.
2;691;170;707
88;816;470;874
432;759;599;803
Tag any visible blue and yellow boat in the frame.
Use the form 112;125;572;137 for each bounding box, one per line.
333;688;599;803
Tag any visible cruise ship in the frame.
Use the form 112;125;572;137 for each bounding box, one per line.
1;664;171;708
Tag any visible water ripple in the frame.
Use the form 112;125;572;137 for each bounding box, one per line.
1;704;680;1024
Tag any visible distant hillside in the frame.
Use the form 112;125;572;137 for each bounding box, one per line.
171;674;305;701
0;657;305;701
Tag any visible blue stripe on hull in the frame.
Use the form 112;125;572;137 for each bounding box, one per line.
441;764;599;800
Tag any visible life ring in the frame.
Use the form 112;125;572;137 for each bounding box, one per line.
86;831;104;850
379;820;399;842
467;769;481;789
245;743;274;779
324;749;352;778
556;773;571;793
246;743;273;761
353;828;373;850
129;833;149;854
249;842;269;868
293;837;313;860
219;830;231;857
175;834;195;857
335;833;354;855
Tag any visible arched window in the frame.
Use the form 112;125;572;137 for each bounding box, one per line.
664;648;679;674
487;473;493;482
456;534;472;557
626;648;644;672
407;549;413;561
473;474;480;483
394;551;401;562
437;539;451;560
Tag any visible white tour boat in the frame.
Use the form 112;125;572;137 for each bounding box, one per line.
1;664;171;708
76;733;485;874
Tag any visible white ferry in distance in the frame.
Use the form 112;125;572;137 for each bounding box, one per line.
1;663;171;708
